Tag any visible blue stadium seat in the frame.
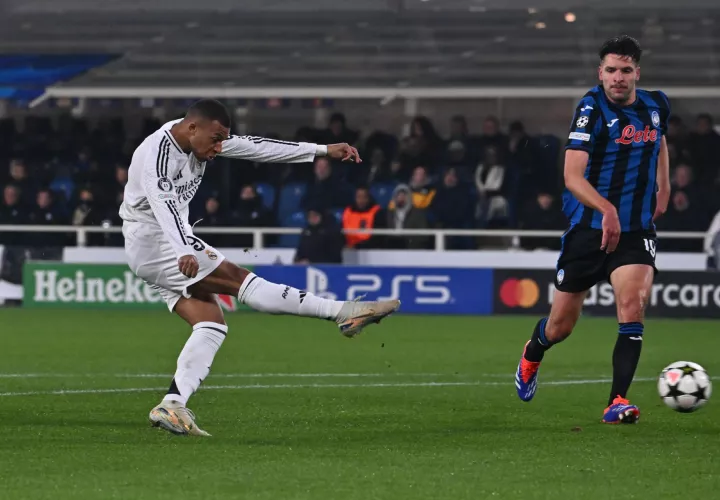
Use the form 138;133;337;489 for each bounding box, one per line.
370;182;397;208
277;210;307;248
254;182;275;211
278;182;307;221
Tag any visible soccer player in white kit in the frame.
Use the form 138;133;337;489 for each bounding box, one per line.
120;99;400;436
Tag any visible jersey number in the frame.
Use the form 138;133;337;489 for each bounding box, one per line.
643;238;656;258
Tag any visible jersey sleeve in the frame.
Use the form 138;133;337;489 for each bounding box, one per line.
655;90;671;135
219;135;323;163
142;137;194;259
565;97;601;155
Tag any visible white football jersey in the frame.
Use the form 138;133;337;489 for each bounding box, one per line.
119;118;324;258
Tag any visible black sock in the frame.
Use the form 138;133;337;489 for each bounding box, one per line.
524;317;552;362
608;322;644;406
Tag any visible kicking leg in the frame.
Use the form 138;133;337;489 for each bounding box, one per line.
602;264;653;424
515;288;587;402
189;261;400;337
149;291;225;437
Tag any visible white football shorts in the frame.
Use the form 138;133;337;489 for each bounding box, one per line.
122;221;225;312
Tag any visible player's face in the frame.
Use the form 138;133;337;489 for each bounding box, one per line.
188;119;230;162
599;54;640;105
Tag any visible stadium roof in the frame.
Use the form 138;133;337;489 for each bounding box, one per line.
0;4;719;100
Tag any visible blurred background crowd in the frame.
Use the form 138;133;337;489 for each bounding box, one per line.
1;110;719;260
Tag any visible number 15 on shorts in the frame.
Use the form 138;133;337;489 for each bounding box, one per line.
644;238;657;258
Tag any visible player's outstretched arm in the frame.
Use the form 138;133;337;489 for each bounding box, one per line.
654;136;671;221
219;135;361;164
564;149;620;252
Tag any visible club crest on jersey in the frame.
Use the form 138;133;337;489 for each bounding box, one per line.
157;177;173;192
205;249;218;260
615;125;658;145
576;116;589;128
652;110;660;128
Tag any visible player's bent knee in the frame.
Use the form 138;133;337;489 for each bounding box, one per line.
616;294;646;323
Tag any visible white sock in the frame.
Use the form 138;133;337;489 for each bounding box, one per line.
162;321;227;407
238;273;344;320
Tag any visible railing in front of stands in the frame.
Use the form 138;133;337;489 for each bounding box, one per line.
0;225;708;251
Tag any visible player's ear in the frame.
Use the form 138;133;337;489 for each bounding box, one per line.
597;64;603;81
635;66;640;81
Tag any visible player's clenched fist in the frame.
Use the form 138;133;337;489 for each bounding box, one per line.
178;255;199;278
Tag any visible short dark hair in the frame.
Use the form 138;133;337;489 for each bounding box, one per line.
599;35;642;64
186;99;231;128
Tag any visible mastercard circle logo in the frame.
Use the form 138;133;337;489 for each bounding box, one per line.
499;279;540;308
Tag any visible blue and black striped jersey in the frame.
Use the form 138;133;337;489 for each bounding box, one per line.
563;85;670;232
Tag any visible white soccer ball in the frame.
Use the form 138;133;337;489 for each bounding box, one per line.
657;361;712;413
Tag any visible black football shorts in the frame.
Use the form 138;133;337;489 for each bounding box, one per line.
554;227;657;293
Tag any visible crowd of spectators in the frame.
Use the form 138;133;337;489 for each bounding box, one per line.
1;111;720;262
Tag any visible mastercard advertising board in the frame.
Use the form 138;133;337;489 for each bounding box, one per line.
493;270;549;314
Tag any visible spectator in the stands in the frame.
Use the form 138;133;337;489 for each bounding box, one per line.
385;184;431;249
671;163;710;216
429;167;475;249
111;165;129;209
8;159;36;206
198;196;231;247
301;157;353;212
28;188;67;250
405;116;444;170
430;167;473;229
200;196;227;228
342;186;384;249
655;190;708;252
72;187;106;245
294;205;344;264
478;116;509;163
686;113;720;185
518;192;567;250
0;185;27;244
446;115;477;170
666;115;688;168
29;189;65;226
229;185;275;247
320;113;359;147
509;121;548;200
475;145;512;228
406;166;436;209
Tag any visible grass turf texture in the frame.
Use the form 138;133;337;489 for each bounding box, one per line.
0;309;718;499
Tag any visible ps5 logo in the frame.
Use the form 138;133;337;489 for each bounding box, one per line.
304;267;452;305
305;267;338;300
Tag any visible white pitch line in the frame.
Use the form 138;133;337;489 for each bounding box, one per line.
0;377;657;398
0;372;639;379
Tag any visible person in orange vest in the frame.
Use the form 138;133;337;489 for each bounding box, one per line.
342;186;384;249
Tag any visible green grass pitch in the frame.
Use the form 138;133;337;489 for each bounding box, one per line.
0;309;719;499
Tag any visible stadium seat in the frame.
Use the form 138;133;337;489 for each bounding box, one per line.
254;182;275;211
278;182;307;221
277;210;307;248
370;183;397;208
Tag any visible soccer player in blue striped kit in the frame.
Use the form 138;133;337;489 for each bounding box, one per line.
514;36;671;423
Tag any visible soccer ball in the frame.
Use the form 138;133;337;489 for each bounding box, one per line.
657;361;712;413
